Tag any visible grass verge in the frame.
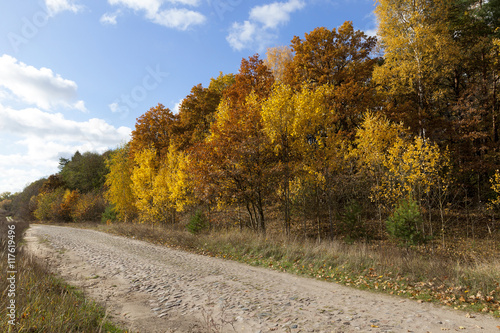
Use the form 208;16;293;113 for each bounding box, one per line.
0;215;126;333
80;221;500;318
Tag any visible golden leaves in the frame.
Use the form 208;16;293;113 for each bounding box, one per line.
353;113;451;207
104;144;137;222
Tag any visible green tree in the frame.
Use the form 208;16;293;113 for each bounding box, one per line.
60;151;108;192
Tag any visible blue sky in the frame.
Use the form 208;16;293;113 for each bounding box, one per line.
0;0;377;194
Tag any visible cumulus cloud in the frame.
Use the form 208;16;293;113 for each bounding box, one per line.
249;0;305;29
226;21;259;51
0;104;132;193
106;0;205;30
45;0;83;16
0;106;131;147
227;0;305;51
0;54;86;111
152;8;206;30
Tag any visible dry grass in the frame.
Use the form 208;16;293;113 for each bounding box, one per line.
82;220;500;317
0;213;125;333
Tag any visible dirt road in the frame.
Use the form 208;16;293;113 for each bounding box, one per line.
24;224;499;332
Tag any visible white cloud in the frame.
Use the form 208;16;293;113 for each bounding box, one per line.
109;102;120;113
0;106;131;146
100;12;119;25
0;104;132;193
45;0;83;16
249;0;305;29
227;0;305;51
226;21;258;51
0;54;86;112
107;0;205;30
152;8;206;30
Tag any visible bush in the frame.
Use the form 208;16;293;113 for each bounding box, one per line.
386;198;425;246
186;210;208;234
60;189;80;222
101;204;118;224
34;188;65;221
71;191;107;222
338;200;365;241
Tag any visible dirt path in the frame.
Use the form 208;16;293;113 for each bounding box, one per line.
24;224;499;333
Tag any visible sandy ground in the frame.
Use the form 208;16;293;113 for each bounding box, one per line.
23;224;500;333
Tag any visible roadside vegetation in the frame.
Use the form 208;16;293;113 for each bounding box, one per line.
2;0;500;323
0;212;125;333
81;219;499;318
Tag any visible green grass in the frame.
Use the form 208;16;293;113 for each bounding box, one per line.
0;215;126;333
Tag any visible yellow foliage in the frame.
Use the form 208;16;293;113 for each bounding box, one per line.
354;113;402;175
131;145;194;224
354;113;450;207
104;144;137;222
382;136;451;206
264;46;293;82
490;170;500;207
131;147;158;223
60;189;79;221
154;146;194;215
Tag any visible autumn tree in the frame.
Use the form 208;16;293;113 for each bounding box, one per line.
490;169;500;210
285;22;379;140
152;145;194;224
447;0;500;192
264;46;294;83
262;82;333;235
223;54;274;107
129;104;178;159
34;188;65;222
176;74;235;150
208;71;235;94
191;93;278;232
59;189;80;222
354;113;403;224
287;22;377;87
131;147;158;223
261;83;296;234
374;0;459;140
162;146;194;212
104;144;137;222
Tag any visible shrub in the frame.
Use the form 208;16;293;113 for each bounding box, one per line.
34;188;65;221
71;191;107;222
338;200;366;241
101;204;118;224
60;189;80;222
186;210;208;234
386;198;425;246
